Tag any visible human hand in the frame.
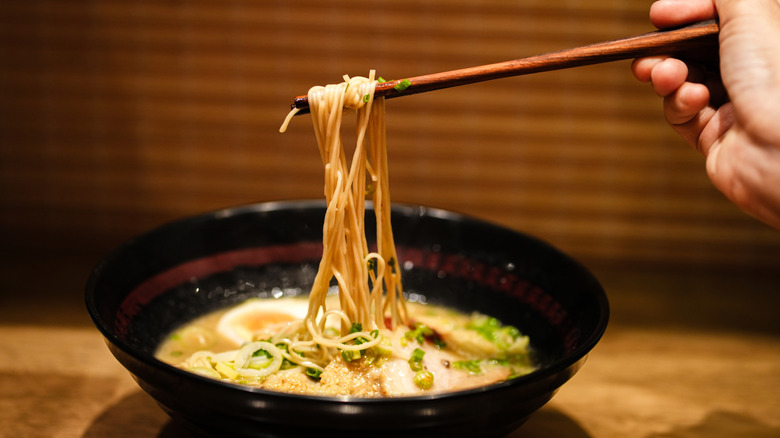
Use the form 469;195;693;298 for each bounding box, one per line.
632;0;780;229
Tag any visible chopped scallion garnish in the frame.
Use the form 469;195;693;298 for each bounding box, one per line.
252;348;272;358
453;359;483;375
341;349;361;363
414;370;434;389
404;322;433;345
393;78;412;92
408;347;425;371
305;368;322;379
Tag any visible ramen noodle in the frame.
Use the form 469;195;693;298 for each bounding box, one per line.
156;72;535;396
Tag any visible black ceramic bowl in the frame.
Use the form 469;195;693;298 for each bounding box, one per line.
86;200;608;438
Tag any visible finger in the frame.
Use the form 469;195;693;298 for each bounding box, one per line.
669;105;718;153
650;58;689;96
663;81;711;125
698;102;735;156
662;82;717;151
649;0;718;29
631;56;667;82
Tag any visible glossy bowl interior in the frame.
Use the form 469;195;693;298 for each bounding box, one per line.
85;200;609;438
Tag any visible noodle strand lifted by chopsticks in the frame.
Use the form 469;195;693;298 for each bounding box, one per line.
170;72;535;391
278;71;408;368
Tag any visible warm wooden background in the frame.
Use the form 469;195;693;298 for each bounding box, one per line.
2;0;779;272
3;5;778;435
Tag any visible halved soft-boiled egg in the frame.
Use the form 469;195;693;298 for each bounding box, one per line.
216;298;309;346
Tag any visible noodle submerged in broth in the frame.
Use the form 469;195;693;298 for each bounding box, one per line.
155;72;535;396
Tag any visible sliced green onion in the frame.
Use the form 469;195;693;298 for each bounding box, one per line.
190;365;222;380
453;359;483;375
342;349;361;363
215;362;239;380
467;315;524;350
408;348;425;371
305;368;323;379
404;322;433;345
234;341;283;378
365;182;376;197
252;348;272;358
414;370;434;389
393;78;412;92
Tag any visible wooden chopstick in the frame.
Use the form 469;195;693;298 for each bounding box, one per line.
291;19;718;113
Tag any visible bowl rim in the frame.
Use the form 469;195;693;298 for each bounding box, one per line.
85;199;609;403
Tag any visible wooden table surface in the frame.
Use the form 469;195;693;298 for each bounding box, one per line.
1;254;779;438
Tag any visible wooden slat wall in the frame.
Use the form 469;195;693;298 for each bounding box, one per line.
2;0;779;270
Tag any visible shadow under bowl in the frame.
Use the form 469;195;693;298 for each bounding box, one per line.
85;200;609;438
